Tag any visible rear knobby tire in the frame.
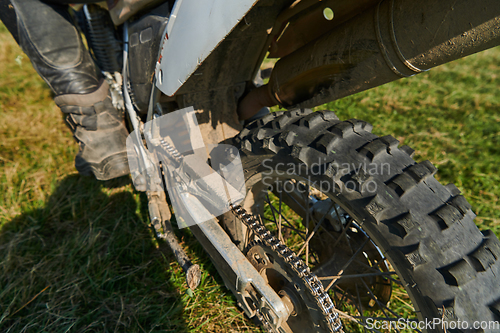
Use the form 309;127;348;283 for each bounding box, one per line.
223;109;500;332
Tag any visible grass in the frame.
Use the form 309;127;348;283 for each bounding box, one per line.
1;18;500;333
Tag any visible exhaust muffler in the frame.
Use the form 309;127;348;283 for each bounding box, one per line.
267;0;500;108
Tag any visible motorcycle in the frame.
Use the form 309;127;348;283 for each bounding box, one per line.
75;0;500;332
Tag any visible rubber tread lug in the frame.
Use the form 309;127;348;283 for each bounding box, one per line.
405;246;427;268
348;169;378;195
291;144;307;163
468;231;500;271
445;183;462;196
358;139;389;161
279;130;297;147
241;139;253;152
364;195;387;218
431;204;464;230
257;113;278;127
324;162;338;178
379;135;400;151
239;127;250;139
405;160;437;182
262;138;279;153
437;299;459;321
299;112;324;129
400;145;415;157
328;122;356;138
469;244;497;272
273;114;294;129
255;128;280;141
387;173;418;197
315;132;342;154
289;108;313;118
382;212;420;239
315;110;339;121
346;118;373;133
450;195;472;215
439;259;477;286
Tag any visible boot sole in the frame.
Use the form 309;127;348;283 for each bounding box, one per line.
75;152;130;181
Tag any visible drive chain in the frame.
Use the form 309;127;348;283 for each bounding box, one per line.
230;204;343;333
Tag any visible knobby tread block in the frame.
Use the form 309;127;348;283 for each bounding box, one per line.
450;195;472;215
382;212;420;239
379;135;400;151
357;139;390;161
279;108;312;125
255;127;278;141
469;246;497;272
400;145;415;157
439;259;477;286
293;108;313;117
278;130;297;147
468;232;500;271
364;195;388;218
241;139;253;152
337;168;379;195
405;247;427;268
251;109;308;130
405;160;437;182
397;243;427;269
245;111;278;130
431;194;474;230
351;168;373;185
299;112;325;129
322;162;338;178
272;114;295;129
387;173;418;197
445;183;462;196
328;121;357;138
315;110;340;121
291;144;326;165
238;127;250;139
432;204;464;230
258;112;280;126
262;138;279;153
346;118;373;133
315;132;342;154
437;299;459;321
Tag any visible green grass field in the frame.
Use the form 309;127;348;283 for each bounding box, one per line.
1;20;499;333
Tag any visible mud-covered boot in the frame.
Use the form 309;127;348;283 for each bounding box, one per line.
54;81;130;180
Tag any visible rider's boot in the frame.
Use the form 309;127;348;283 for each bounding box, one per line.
54;82;130;180
4;0;129;180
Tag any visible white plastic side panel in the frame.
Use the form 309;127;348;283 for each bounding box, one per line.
155;0;258;96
